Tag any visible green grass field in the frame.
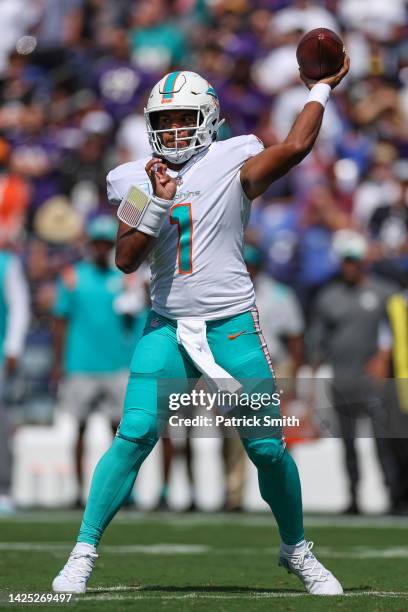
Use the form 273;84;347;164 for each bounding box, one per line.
1;512;408;611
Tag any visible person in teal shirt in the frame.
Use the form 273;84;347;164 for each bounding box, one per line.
130;1;187;72
53;215;146;507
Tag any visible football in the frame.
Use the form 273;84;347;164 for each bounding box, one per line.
296;28;345;81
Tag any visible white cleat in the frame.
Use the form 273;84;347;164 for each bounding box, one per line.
279;541;343;595
52;543;98;594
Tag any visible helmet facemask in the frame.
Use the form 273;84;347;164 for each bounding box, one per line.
145;102;223;165
146;109;200;164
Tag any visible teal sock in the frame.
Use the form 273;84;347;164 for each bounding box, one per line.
243;438;304;545
257;448;304;545
78;436;154;546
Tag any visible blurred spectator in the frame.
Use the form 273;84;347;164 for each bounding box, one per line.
0;50;49;106
308;230;397;514
35;0;84;50
275;0;339;34
352;143;401;228
218;54;271;137
0;0;39;74
52;215;140;506
368;160;408;264
296;185;352;309
338;0;406;42
22;197;84;423
7;103;61;218
59;113;114;207
382;281;408;513
349;78;407;143
0;247;30;513
248;198;299;285
245;244;304;378
92;28;151;122
33;195;84;245
271;82;343;152
130;0;188;74
0;138;30;241
115;113;152;164
252;21;301;95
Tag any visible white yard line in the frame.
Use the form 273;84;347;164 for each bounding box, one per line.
2;511;408;529
2;587;408;602
2;542;408;559
88;585;408;596
80;590;408;601
0;543;210;554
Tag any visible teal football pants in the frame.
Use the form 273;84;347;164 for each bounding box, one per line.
78;309;304;545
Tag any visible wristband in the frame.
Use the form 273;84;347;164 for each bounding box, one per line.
117;185;173;237
306;83;331;108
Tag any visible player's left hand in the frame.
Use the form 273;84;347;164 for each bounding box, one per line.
146;158;177;201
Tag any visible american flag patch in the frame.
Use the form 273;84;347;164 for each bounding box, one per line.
117;186;150;228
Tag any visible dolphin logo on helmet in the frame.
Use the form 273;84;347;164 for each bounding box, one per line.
144;71;224;164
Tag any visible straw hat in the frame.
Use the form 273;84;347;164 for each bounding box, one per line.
34;196;83;244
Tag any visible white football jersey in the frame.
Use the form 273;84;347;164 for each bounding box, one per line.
107;134;264;320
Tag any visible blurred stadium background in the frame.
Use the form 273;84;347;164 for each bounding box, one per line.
1;0;408;524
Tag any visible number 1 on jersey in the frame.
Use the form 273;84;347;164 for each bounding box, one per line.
170;203;193;274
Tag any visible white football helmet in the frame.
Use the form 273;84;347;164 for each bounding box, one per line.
144;71;223;164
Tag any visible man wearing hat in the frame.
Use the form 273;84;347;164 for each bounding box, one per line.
309;230;397;514
52;215;144;507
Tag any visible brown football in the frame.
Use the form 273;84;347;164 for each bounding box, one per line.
296;28;345;81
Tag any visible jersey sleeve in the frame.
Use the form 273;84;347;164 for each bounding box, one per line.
245;134;265;159
234;135;265;205
106;160;151;207
106;170;123;206
216;134;264;174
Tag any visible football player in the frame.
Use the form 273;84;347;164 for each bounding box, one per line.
53;56;349;595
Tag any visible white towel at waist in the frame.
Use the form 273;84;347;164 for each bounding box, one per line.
176;319;242;413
